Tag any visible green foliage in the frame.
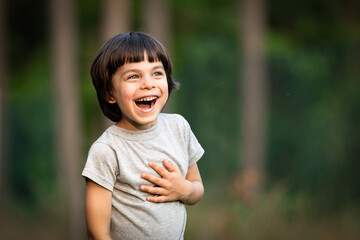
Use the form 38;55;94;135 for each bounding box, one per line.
267;34;360;210
174;34;240;180
8;48;56;211
8;0;47;70
186;185;360;239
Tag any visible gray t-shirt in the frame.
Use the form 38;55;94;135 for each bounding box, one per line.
82;113;204;240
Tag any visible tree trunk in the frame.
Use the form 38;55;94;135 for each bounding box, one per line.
101;0;132;127
50;0;84;238
141;0;171;49
102;0;132;40
236;0;268;205
141;0;174;113
0;0;8;205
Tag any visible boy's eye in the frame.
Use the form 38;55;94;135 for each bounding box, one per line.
153;72;164;77
127;75;138;80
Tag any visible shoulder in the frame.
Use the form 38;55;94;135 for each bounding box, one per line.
85;129;119;173
158;113;193;141
159;113;189;128
89;141;114;156
88;127;119;157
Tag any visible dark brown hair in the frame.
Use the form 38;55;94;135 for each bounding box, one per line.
90;32;179;122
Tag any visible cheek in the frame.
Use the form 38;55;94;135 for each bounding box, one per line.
116;88;134;107
161;80;169;96
162;85;169;101
119;84;134;98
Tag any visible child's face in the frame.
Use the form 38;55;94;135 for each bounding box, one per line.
109;55;169;130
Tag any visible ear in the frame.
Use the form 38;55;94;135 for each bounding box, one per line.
107;95;116;104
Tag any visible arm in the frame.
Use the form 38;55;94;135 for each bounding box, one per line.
140;160;204;205
183;163;204;205
85;179;113;240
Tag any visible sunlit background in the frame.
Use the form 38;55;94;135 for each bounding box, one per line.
1;0;360;239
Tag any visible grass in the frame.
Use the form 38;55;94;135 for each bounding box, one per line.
185;183;360;240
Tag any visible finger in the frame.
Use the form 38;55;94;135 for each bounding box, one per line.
146;195;169;203
163;159;179;173
141;172;164;186
148;162;170;178
140;185;168;196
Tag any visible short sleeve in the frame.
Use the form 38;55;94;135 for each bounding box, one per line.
82;142;119;191
187;130;204;167
178;115;204;167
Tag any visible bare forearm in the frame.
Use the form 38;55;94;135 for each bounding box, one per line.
88;233;112;240
85;180;112;240
181;180;204;205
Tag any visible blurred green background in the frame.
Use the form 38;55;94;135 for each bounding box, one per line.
1;0;360;239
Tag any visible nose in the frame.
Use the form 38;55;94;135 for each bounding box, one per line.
141;74;155;89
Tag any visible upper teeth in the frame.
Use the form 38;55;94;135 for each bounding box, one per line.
136;96;157;102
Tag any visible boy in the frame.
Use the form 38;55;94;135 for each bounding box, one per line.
82;32;204;240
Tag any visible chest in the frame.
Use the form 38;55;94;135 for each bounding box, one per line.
113;132;189;187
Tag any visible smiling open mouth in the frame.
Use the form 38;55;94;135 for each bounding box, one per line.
135;96;158;110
